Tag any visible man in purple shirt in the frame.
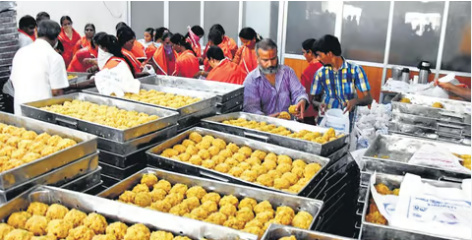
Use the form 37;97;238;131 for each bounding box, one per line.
243;38;308;118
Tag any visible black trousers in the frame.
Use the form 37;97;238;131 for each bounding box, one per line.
1;94;14;114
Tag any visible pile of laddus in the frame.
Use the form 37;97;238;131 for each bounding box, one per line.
122;89;201;109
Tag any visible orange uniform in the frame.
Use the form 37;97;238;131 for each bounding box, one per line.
131;41;145;58
223;36;238;57
73;36;91;55
122;48;143;74
206;59;246;85
58;28;81;68
233;45;258;74
67;46;98;73
152;45;177;76
102;56;129;70
175;50;200;78
145;44;157;60
186;37;202;58
18;29;35;42
203;43;233;72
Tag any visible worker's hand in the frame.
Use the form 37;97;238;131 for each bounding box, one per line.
83;58;97;65
295;99;306;119
86;66;99;73
434;78;455;91
193;71;205;79
269;112;280;118
344;99;357;113
319;103;327;115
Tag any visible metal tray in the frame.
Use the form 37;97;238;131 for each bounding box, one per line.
0;152;98;204
362;135;471;182
139;75;244;103
388;121;470;145
99;168;323;231
20;92;180;142
0;186;258;240
201;112;348;157
392;112;471;136
101;173;121;187
60;167;102;192
97;124;178;155
261;224;354;240
85;182;107;195
361;173;465;240
218;95;244;114
392;93;471;124
0;111;97;190
98;142;157;168
99;161;146;180
147;127;331;197
83;83;217;117
177;106;216;131
67;72;90;85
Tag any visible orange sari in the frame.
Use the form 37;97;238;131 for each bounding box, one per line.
223;36;238;57
206;59;246;85
122;48;143;74
186;37;202;58
233;45;258;74
58;28;81;67
73;36;91;55
175;50;200;78
152;46;177;76
103;56;129;70
203;43;233;71
131;41;145;58
67;46;98;73
145;44;157;60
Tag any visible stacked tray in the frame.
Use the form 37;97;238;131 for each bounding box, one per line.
83;83;218;131
0;112;98;201
99;168;323;236
201;112;348;157
262;224;355;240
0;185;257;240
147;127;331;197
139;75;244;114
19;92;180;186
360;173;466;240
391;93;471;144
361;134;471;183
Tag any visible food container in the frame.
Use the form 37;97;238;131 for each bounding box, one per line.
99;161;146;180
20;92;180;142
83;83;217;117
361;173;465;240
201;112;348;157
388;121;469;145
0;111;97;190
99;168;323;231
0;152;98;204
60;167;102;192
147;127;331;197
363;135;471;182
261;224;354;240
67;72;90;85
0;186;258;240
392;93;471;124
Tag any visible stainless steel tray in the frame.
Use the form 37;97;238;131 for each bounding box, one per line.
20;92;180;142
362;135;471;182
60;167;102;192
0;186;257;240
392;112;471;136
97;124;178;156
0;152;98;204
392;93;471;124
147;127;331;196
388;121;470;145
139;75;244;103
83;83;217;117
67;72;90;85
99;168;323;231
0;112;97;190
177;106;217;131
201;112;348;156
361;173;464;240
261;224;354;240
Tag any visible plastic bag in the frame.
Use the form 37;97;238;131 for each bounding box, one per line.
320;108;350;134
391;174;471;240
142;64;156;76
408;145;470;173
370;173;398;223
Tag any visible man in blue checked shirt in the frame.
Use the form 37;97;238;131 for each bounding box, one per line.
310;35;373;129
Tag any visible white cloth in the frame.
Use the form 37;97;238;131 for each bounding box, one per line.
97;48;113;70
138;39;154;49
18;32;33;48
10;39;69;116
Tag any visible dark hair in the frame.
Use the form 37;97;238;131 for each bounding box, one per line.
210;24;225;35
161;31;173;42
115;22;128;31
84;23;95;31
255;38;278;56
91;32;107;49
312;34;342;56
117;27;136;47
19;15;36;29
145;27;154;36
206;46;225;61
239;27;262;42
55;40;64;54
37;20;61;40
95;34;135;77
170;33;196;56
155;27;169;41
302;38;316;51
59;16;72;26
191;25;204;37
208;29;223;45
36;12;50;23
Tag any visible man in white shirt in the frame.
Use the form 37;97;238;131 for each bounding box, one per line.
10;20;69;116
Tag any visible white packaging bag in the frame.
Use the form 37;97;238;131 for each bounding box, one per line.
391;174;472;240
95;61;141;97
369;173;399;223
320;108;350;134
408;145;470;173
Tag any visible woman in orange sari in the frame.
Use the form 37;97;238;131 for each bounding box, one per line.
170;33;199;78
202;46;246;85
185;25;204;58
203;29;233;71
117;27;149;78
210;24;238;57
150;31;177;76
73;23;95;54
233;27;260;74
58;16;81;68
67;32;104;73
95;34;134;76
